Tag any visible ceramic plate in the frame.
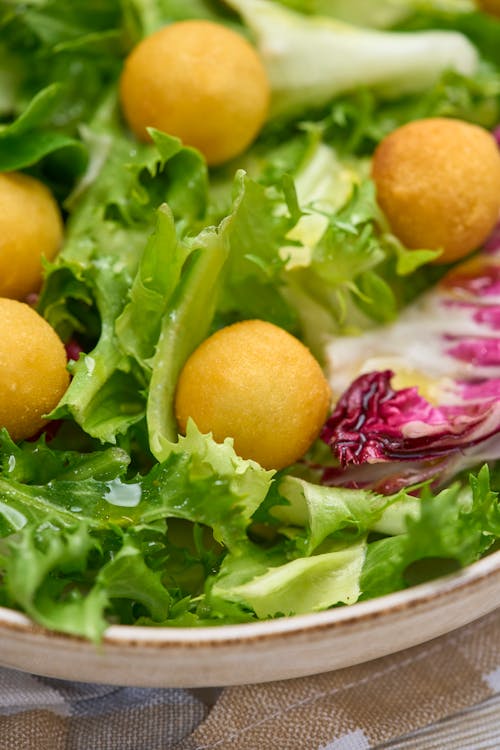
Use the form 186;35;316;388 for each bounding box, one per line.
0;549;499;687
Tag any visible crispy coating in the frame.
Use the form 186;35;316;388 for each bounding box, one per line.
0;299;69;441
372;117;500;263
175;320;331;470
119;20;270;166
0;172;63;299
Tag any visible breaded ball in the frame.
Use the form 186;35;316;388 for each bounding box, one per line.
175;320;331;470
119;20;270;166
0;299;69;441
372;118;500;263
0;172;63;300
476;0;500;16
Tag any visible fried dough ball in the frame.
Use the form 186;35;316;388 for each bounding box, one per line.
119;20;270;166
0;299;69;441
372;118;500;263
0;172;63;300
175;320;331;470
476;0;500;16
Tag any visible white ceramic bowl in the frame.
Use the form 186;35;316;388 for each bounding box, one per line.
1;549;499;687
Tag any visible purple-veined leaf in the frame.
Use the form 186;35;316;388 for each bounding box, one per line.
321;226;500;491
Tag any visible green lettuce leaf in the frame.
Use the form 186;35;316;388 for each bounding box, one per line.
361;466;500;599
226;0;478;119
4;522;109;641
114;203;188;370
210;537;366;617
274;0;415;27
214;169;299;331
0;424;273;550
0;430;130;485
39;107;208;444
0;0;123;123
94;535;171;621
146;227;228;454
275;475;410;552
3;522;173;641
0;84;86;172
127;0;240;37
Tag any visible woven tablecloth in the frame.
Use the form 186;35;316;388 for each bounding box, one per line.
1;609;499;749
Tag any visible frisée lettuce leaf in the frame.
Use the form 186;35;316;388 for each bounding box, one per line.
361;465;500;598
0;429;498;635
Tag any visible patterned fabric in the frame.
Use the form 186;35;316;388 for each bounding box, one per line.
0;676;208;749
1;610;499;750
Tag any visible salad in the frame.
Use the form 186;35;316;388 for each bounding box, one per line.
0;0;500;642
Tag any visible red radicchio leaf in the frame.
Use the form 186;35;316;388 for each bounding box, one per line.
321;370;497;466
27;339;84;443
321;224;500;492
65;338;84;362
446;337;500;366
494;125;500;149
484;221;500;255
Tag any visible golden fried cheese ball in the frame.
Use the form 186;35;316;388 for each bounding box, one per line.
476;0;500;16
0;172;63;300
119;20;270;166
175;320;331;470
0;299;69;441
372;118;500;263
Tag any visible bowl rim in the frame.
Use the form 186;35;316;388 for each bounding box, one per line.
0;548;499;647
